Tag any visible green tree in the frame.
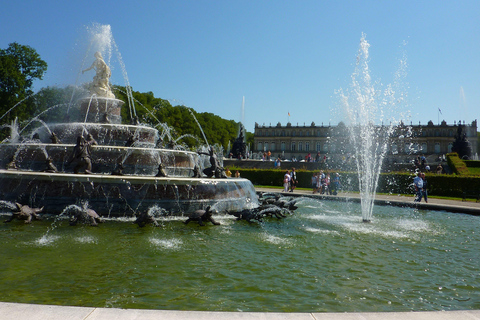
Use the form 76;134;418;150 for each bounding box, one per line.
0;43;47;124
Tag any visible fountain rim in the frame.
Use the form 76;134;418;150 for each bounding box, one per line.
0;169;248;185
1;142;199;155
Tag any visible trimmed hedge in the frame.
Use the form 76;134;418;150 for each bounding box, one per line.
233;167;480;198
465;160;480;168
447;153;469;175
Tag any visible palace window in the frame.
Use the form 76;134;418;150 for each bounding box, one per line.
291;142;296;151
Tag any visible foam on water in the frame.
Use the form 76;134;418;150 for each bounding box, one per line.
149;237;182;250
33;234;61;246
74;235;97;244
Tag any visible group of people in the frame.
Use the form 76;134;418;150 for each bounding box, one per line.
413;171;428;203
283;168;298;192
311;171;341;195
281;168;342;195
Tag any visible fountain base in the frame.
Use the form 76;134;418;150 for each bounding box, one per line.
0;169;257;216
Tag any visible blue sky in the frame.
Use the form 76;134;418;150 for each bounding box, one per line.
1;1;479;132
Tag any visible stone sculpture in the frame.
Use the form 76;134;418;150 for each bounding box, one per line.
184;206;220;226
134;211;159;227
43;157;58;173
155;163;168;177
82;51;115;98
4;203;43;224
69;207;103;226
67;136;96;174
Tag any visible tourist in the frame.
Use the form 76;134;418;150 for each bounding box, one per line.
315;172;323;194
283;170;291;192
225;168;232;177
332;173;341;195
413;172;424;202
421;172;428;203
235;170;240;178
311;173;317;193
436;163;443;174
289;167;297;192
324;173;331;195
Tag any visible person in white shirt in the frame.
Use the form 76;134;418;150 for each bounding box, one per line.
413;172;424;202
283;170;291;192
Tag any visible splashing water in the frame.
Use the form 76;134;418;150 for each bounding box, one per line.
338;33;409;222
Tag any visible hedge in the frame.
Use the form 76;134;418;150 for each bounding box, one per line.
233;168;480;198
446;153;469;175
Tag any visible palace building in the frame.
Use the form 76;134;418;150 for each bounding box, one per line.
253;120;478;162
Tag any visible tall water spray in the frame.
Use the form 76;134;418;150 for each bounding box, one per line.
338;33;408;222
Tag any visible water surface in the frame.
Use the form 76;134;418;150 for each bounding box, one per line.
1;198;479;312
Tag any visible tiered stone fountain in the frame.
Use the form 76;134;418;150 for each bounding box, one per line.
0;52;257;217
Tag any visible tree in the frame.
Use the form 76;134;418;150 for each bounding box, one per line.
0;42;47;124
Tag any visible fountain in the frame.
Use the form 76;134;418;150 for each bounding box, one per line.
0;25;257;217
338;33;407;222
1;28;479;315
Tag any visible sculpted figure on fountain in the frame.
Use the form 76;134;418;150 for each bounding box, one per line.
82;51;115;98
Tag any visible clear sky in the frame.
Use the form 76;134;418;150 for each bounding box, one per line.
1;0;479;132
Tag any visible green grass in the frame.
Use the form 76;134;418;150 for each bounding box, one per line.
467;167;480;176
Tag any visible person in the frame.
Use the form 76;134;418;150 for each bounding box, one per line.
421;172;428;203
225;168;232;177
314;172;323;194
283;170;291;192
436;163;443;174
324;173;331;195
332;173;341;195
234;170;240;178
413;171;424;202
311;173;317;193
289;167;297;192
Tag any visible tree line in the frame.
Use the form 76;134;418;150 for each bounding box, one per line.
0;42;253;150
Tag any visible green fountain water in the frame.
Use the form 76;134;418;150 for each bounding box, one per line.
1;198;478;312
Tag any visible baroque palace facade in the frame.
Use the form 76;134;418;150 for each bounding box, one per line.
253;120;478;162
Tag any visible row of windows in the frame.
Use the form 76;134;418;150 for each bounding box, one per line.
257;142;334;153
256;130;330;137
256;141;453;154
257;129;474;138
